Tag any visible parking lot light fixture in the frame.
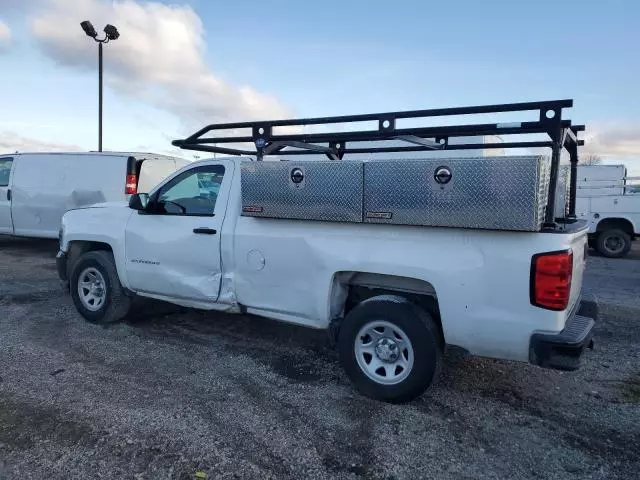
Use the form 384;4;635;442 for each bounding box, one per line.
80;21;120;152
80;20;97;38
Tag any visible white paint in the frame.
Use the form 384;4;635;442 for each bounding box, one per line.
0;152;188;239
125;159;235;301
61;201;133;286
577;196;640;234
60;156;590;364
576;164;627;196
0;156;14;234
572;165;640;234
136;291;241;313
247;249;266;271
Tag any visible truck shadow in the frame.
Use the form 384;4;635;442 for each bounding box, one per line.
123;298;335;384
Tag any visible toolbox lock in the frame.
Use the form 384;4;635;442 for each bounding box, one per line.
434;166;452;185
290;167;305;184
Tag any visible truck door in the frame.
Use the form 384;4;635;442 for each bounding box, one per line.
0;157;14;234
124;161;233;301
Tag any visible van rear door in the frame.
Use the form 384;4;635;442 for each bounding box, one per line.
129;156;191;194
0;157;14;234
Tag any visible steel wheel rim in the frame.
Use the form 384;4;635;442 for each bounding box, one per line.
77;267;107;312
604;234;624;254
354;320;414;385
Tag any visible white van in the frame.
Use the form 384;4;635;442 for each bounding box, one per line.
0;152;190;239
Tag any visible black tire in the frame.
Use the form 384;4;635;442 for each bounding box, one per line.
338;295;443;403
596;229;631;258
70;250;131;324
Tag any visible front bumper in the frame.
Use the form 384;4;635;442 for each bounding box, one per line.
529;297;597;371
56;250;68;283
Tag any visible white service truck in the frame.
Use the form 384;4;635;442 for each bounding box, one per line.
56;100;597;402
573;165;639;258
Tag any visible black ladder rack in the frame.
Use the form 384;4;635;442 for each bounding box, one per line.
172;99;585;227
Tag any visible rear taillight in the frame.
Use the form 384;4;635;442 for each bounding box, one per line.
530;250;573;311
125;174;138;194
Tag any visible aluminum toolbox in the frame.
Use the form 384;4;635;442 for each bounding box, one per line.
363;155;551;231
554;164;571;217
240;160;364;222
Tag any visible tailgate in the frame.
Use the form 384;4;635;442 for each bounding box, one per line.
567;228;588;313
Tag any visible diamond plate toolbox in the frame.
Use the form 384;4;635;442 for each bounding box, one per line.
240;160;364;222
554;164;571;217
364;156;551;231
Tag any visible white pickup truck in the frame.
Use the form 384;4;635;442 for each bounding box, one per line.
56;100;597;402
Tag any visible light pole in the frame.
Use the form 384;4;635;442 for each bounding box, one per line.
80;21;120;152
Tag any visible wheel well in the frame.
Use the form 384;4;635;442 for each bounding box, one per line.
66;241;113;277
596;218;635;236
330;272;444;346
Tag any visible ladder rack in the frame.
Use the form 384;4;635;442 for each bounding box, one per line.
172;99;585;228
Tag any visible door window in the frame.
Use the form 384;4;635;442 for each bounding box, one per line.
154;165;225;216
0;158;13;187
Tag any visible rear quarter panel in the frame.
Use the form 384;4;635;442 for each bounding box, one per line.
232;213;588;362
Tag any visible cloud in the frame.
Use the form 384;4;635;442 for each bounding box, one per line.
582;125;640;158
0;0;42;9
0;20;11;52
0;0;39;13
0;131;82;153
30;0;290;128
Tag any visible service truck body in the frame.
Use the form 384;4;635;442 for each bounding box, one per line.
555;164;640;257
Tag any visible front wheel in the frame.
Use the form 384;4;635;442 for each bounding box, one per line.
338;295;443;403
596;229;631;258
70;251;131;324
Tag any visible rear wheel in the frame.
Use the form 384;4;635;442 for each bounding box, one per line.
70;251;131;324
338;295;443;403
596;229;631;258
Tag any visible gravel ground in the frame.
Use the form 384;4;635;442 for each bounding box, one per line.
0;236;639;480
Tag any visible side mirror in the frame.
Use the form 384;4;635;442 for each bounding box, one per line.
129;193;150;211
